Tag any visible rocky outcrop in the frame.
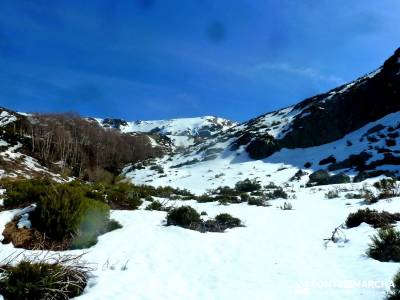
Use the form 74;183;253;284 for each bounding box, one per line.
243;47;400;160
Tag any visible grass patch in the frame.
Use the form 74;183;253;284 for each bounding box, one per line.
0;255;90;300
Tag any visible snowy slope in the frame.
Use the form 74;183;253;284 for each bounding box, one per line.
0;181;399;299
125;111;400;194
94;116;236;148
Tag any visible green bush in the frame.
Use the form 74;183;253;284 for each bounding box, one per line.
217;195;241;205
367;228;400;262
345;208;400;229
196;194;215;203
105;182;143;209
166;206;201;227
267;187;288;200
165;207;242;232
214;213;242;228
216;186;240;197
374;178;397;191
247;197;266;206
235;179;261;193
374;178;400;200
30;182;111;247
0;260;87;300
145;200;165;211
388;270;400;299
1;178;53;208
325;190;339;199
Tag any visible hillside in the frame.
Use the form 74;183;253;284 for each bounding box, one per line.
126;48;400;191
93;116;236;148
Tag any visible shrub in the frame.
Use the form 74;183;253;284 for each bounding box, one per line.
105;182;143;210
166;206;201;227
267;187;288;200
265;182;279;189
235;179;261;193
388;270;400;299
346;208;400;229
344;192;364;199
247;197;267;206
280;202;293;210
106;219;123;232
216;186;239;196
0;258;89;300
367;228;400;262
165;207;243;232
374;178;400;200
1;178;53;208
149;165;164;173
196;194;215;203
145;200;165;211
362;189;379;204
325;189;339;199
30;182;112;248
214;213;242;228
218;196;241;205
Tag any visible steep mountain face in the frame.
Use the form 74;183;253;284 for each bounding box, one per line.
232;48;400;159
93;116;236;148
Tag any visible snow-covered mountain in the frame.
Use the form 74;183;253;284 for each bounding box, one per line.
125;47;400;191
93;116;236;148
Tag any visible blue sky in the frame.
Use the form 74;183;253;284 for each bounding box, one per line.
0;0;399;122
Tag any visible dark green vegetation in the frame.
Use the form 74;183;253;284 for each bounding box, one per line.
29;182;117;249
0;257;89;300
373;178;400;200
234;179;261;193
345;208;400;229
166;206;201;227
1;178;52;208
1;179;120;249
0;177;198;249
1;178;194;210
367;228;400;262
166;206;243;233
196;179;288;206
388;270;400;300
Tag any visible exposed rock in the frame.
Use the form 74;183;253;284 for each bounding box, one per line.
101;118;128;130
290;169;307;181
304;162;312;168
363;124;386;136
246;136;281;160
386;139;397;147
328;151;372;171
308;170;330;185
233;48;400;160
308;170;351;186
319;155;336;166
354;170;397;183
